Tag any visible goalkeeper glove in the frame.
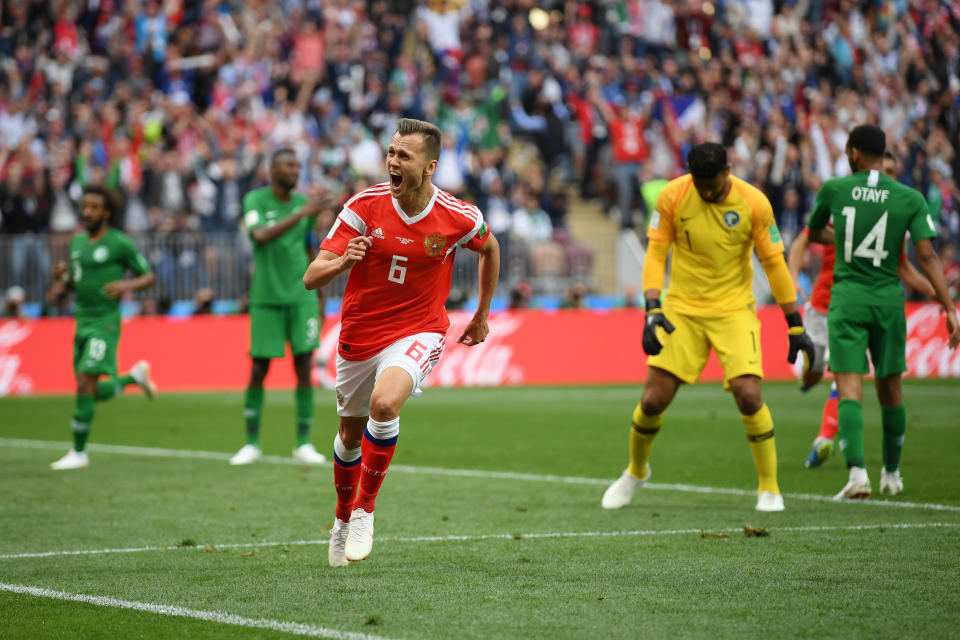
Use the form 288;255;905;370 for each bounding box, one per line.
643;298;675;356
786;311;815;370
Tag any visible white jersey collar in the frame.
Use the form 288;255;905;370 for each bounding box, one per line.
392;185;438;225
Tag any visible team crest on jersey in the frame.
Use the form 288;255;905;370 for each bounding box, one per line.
424;233;446;257
722;211;740;228
92;246;109;262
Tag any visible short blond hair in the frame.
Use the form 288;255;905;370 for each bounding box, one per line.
396;118;442;162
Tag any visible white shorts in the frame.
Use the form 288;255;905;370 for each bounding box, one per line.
804;301;829;373
334;332;445;417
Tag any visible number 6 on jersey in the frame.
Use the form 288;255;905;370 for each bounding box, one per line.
388;254;408;284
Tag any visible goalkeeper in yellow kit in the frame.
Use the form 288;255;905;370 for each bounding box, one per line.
601;143;815;512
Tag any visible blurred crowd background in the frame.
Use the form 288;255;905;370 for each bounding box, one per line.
1;0;959;319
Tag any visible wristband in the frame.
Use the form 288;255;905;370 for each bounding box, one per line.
785;312;803;328
646;298;662;312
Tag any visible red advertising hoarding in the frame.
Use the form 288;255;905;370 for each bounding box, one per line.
0;304;957;396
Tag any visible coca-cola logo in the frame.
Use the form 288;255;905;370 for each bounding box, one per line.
429;311;525;387
0;321;35;396
905;304;960;378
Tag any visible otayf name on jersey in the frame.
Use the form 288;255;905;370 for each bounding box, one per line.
850;186;889;203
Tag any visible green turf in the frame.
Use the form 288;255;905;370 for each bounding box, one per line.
2;381;959;639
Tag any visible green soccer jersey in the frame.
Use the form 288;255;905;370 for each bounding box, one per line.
808;169;937;306
243;187;315;306
69;229;151;320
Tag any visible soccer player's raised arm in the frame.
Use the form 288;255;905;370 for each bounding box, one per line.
458;233;501;346
303;238;372;290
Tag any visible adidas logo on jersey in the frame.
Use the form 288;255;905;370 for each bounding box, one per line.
372;227;385;239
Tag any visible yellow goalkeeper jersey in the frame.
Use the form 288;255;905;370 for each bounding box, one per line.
647;174;784;317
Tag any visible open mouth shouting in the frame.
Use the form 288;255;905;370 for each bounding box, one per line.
389;172;403;194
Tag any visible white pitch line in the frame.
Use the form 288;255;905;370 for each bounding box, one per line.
3;437;960;513
2;522;957;561
0;582;396;640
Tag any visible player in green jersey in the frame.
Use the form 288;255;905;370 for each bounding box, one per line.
807;125;960;499
230;148;332;466
47;186;157;470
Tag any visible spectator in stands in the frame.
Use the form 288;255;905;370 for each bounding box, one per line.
591;84;652;228
621;283;640;309
511;186;564;279
508;280;533;311
193;287;214;315
1;160;51;301
2;285;26;318
560;281;587;310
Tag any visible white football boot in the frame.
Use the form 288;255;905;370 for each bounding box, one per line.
344;508;375;562
601;464;651;509
50;449;89;470
755;491;785;512
833;466;871;500
328;518;350;567
879;468;904;495
130;360;157;399
229;444;262;465
292;443;327;465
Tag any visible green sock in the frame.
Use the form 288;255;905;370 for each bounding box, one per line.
72;394;95;452
837;399;865;468
95;375;135;401
294;386;313;447
244;386;264;446
881;404;906;472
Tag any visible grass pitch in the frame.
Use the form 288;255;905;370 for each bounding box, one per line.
2;381;959;639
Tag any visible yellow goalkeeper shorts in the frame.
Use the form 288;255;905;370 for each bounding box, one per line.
646;307;763;386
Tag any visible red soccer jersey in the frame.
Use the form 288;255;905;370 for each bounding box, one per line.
808;225;835;313
321;183;490;361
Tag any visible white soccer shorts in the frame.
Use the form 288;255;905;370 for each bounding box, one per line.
335;332;445;417
804;301;829;373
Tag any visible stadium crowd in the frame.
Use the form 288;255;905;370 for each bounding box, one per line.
1;0;959;312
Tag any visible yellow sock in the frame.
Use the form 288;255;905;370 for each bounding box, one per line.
628;404;662;479
742;404;779;494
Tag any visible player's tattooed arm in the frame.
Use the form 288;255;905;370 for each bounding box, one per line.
303;237;373;290
459;233;501;346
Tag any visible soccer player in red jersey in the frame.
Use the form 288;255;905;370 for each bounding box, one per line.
787;151;935;469
304;118;500;565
